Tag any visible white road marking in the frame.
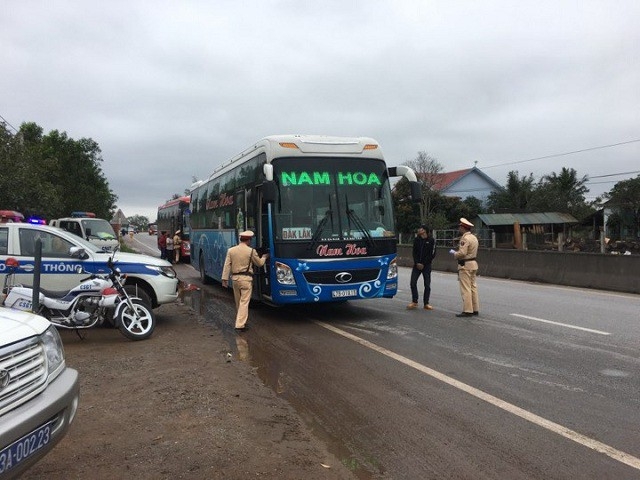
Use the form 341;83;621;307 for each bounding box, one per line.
131;237;160;255
510;313;611;336
316;321;640;471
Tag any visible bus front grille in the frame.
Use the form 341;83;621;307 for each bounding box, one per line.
303;268;380;285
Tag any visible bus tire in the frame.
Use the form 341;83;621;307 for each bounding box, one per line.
199;255;212;284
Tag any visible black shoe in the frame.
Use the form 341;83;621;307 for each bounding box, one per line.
473;311;479;315
235;326;248;332
455;312;474;318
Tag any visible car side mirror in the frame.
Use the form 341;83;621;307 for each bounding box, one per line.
69;246;89;260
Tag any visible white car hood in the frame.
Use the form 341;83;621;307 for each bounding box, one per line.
93;251;171;267
0;307;50;345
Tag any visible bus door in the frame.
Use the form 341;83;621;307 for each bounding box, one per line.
254;186;271;298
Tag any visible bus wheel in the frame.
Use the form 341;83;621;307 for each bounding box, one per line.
199;255;212;284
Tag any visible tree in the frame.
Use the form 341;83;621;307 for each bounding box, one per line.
403;151;444;224
530;167;592;219
487;171;535;212
0;122;117;220
128;215;150;230
603;175;640;238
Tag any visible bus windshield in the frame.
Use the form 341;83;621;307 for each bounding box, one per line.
272;157;395;243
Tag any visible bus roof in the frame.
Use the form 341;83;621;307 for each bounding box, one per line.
158;196;190;209
206;134;384;183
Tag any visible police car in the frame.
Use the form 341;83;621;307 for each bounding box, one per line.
0;223;178;308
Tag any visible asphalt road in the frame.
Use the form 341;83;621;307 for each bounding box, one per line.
129;233;640;479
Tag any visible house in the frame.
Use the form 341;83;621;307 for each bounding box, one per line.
424;166;501;205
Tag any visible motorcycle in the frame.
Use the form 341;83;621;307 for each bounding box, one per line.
2;247;156;341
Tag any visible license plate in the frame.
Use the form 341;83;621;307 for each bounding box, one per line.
0;420;53;475
332;289;357;298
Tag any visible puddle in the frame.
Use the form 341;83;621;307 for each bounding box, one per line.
180;287;381;479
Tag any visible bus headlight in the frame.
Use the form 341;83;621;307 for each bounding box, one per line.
275;261;296;285
387;258;398;279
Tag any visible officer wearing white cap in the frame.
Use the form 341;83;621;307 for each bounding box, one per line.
450;218;479;317
221;230;269;331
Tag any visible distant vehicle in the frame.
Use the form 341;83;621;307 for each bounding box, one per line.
157;197;190;261
148;223;158;235
0;210;24;223
0;222;179;309
50;212;119;252
0;306;79;478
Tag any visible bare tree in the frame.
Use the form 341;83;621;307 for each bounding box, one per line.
404;151;444;224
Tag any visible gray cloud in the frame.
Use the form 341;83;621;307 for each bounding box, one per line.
2;0;638;219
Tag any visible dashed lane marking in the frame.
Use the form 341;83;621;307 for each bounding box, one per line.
511;313;611;335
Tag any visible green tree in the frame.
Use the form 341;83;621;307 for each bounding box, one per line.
603;175;640;238
530;167;593;219
128;215;150;231
0;122;117;220
0;123;61;217
487;170;535;212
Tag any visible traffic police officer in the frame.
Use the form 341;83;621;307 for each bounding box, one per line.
221;230;268;331
451;218;479;317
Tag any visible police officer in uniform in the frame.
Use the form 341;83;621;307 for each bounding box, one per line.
451;218;479;317
221;230;268;331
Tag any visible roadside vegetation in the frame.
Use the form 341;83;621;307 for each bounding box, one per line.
0;121;116;219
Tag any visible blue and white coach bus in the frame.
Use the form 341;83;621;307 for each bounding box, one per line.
190;135;420;305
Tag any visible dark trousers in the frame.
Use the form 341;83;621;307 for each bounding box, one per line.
410;265;432;305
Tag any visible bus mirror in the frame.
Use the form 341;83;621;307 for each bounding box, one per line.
263;163;274;182
410;181;422;203
262;181;276;204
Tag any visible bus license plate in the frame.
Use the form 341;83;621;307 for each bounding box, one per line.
332;289;357;298
0;420;53;475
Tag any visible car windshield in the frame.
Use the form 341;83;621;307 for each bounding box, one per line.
51;227;103;253
81;219;117;240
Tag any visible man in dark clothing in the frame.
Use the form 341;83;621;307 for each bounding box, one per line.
407;224;436;310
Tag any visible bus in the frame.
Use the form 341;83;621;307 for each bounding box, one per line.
190;134;420;305
157;196;191;261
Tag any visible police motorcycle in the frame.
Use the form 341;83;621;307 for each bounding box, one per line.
1;246;156;340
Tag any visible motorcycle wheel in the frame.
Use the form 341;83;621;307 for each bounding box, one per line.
116;298;156;341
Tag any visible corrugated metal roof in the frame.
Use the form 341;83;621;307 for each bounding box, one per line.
477;212;578;226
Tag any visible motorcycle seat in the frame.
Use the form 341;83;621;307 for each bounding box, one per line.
21;285;75;299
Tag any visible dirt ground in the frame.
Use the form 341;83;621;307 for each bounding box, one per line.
21;288;354;479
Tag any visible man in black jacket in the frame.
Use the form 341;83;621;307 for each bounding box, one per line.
407;225;436;310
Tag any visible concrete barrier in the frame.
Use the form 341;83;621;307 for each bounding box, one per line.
396;245;640;295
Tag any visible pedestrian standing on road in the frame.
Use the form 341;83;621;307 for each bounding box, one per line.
407;224;437;310
158;231;168;260
221;230;269;331
173;230;182;263
165;233;174;263
450;218;479;317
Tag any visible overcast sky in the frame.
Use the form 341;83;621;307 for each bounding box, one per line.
2;1;639;220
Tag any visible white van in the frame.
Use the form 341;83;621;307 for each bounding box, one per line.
50;214;119;252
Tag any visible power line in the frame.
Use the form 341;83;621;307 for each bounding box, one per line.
588;170;640;179
0;114;18;133
482;139;640;169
